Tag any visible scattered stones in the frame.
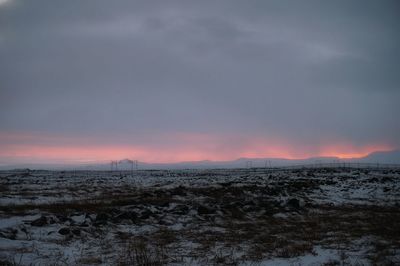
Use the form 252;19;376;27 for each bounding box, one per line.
1;168;399;265
30;216;47;227
58;227;70;235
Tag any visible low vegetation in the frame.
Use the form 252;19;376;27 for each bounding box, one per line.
0;168;399;265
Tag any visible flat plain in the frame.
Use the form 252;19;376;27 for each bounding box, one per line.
0;167;399;265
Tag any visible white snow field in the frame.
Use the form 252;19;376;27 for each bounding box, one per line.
0;167;399;265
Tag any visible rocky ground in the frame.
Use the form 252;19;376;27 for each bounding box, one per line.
0;168;399;265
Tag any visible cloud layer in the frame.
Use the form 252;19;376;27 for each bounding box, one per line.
0;0;399;163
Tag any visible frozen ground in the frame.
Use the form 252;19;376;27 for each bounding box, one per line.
0;167;399;265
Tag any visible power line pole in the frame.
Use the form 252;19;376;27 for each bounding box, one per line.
246;161;252;168
111;160;118;172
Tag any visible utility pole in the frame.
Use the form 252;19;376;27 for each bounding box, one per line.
246;161;252;168
111;161;118;172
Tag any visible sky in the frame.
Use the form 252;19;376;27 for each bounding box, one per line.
0;0;399;164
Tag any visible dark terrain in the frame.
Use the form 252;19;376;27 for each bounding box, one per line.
0;168;399;265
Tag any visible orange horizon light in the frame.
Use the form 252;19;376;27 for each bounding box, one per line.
0;131;395;163
0;142;394;164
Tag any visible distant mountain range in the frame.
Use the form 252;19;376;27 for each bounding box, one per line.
1;150;399;170
358;150;400;164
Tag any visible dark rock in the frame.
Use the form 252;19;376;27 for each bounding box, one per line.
159;201;170;208
142;192;154;198
242;204;258;212
113;211;138;222
220;182;233;187
304;202;314;208
370;177;379;183
381;176;393;183
110;208;121;215
172;204;189;215
266;187;282;196
31;216;47;227
96;213;109;222
85;213;96;222
197;205;215;215
80;221;90;227
0;228;18;240
258;199;275;210
72;228;81;236
20;226;28;235
140;209;153;220
93;213;110;226
154;190;168;197
171;186;187;196
158;219;172;226
56;215;68;223
287;198;300;209
224;205;244;219
58;227;70;235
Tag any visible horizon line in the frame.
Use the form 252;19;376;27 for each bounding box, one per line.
1;149;397;167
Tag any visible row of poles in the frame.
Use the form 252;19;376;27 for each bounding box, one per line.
110;160;138;172
245;160;390;169
246;160;272;168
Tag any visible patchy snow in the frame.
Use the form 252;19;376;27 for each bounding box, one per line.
0;168;399;265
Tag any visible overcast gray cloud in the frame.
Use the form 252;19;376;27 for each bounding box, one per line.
0;0;399;162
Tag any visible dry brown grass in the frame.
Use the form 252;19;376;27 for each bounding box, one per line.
1;170;399;265
116;237;168;266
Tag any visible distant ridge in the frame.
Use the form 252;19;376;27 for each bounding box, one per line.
1;150;399;170
359;150;400;164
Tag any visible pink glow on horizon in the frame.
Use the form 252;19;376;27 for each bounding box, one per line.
318;143;393;159
0;131;394;164
0;143;393;164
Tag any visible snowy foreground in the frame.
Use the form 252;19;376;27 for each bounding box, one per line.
0;168;399;265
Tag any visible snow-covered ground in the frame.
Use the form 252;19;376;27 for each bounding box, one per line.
0;168;399;265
